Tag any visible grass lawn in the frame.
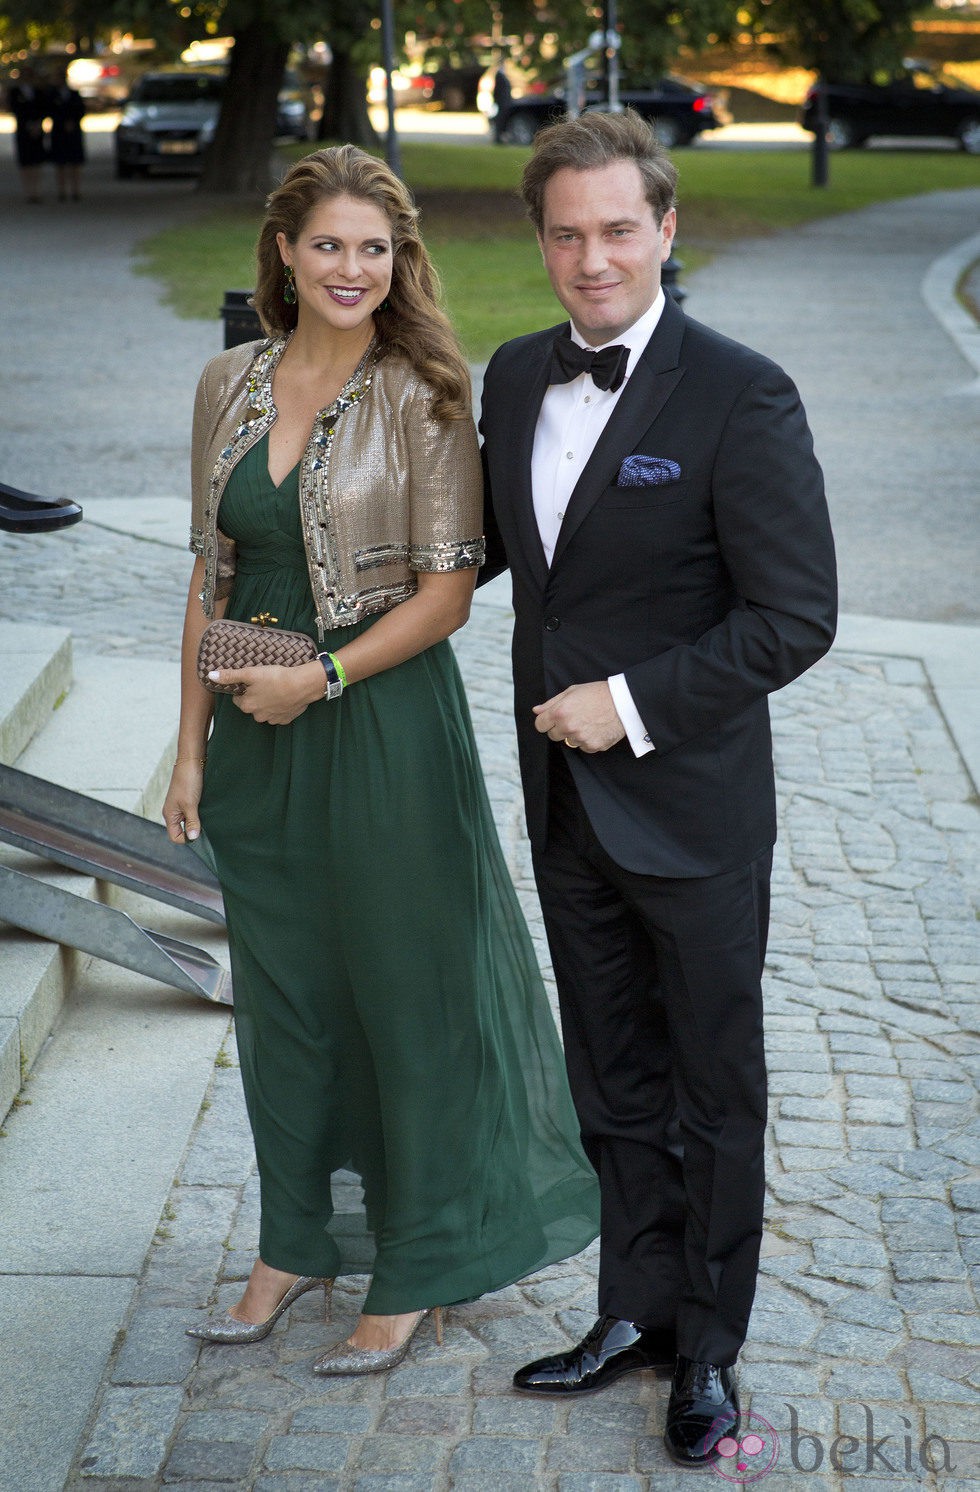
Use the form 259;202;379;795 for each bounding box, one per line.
136;141;980;360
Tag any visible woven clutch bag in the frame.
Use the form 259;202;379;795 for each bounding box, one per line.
197;618;317;695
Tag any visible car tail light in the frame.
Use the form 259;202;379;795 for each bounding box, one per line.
101;64;121;78
693;95;710;113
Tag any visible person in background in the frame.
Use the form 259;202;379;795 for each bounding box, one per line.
7;67;49;203
48;72;86;201
491;57;513;143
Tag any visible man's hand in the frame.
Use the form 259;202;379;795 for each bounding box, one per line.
533;681;626;753
208;661;323;726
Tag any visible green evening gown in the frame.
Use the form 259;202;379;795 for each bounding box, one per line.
197;433;599;1314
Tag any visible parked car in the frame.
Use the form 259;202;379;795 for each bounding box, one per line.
494;74;728;147
274;71;316;139
367;65;433;107
65;56;134;108
423;58;489;111
115;68;312;177
800;61;980;153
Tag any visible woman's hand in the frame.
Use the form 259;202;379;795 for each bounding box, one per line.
163;759;205;844
208;660;324;726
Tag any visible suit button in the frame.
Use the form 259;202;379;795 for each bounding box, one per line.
544;615;560;632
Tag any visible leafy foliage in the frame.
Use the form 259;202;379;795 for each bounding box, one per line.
744;0;923;81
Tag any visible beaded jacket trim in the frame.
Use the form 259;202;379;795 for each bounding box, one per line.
295;344;380;636
412;538;485;572
197;339;379;637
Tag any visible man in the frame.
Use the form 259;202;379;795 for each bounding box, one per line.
490;57;512;143
479;111;836;1467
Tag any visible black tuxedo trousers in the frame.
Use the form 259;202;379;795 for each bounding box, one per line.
536;750;770;1363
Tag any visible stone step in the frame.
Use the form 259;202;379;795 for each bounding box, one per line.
0;623;231;1492
0;619;73;767
0;635;185;1123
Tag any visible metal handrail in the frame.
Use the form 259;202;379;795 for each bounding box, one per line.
0;480;83;533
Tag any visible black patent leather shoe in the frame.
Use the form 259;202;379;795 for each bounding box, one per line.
513;1315;676;1396
664;1355;740;1465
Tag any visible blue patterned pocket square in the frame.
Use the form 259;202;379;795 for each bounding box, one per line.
617;454;682;487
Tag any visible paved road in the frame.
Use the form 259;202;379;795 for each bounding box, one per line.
1;127;978;1492
684;190;980;626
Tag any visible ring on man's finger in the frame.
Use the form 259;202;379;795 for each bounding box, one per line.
564;738;577;748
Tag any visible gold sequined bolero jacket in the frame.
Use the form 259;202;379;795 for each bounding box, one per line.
189;337;485;640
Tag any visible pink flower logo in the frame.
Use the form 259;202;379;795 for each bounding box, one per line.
711;1411;781;1484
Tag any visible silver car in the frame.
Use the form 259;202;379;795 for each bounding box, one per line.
115;68;312;177
115;71;224;176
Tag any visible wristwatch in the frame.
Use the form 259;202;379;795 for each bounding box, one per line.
317;652;344;700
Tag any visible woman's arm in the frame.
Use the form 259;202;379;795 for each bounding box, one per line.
211;567;476;725
162;555;226;843
210;379;482;725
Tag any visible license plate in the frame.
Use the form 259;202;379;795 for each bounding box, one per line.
160;140;197;155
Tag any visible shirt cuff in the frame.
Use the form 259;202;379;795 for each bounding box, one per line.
608;674;655;757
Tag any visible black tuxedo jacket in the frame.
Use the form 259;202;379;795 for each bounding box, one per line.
479;294;837;877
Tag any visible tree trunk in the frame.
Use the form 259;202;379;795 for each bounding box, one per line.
198;22;289;195
317;47;378;147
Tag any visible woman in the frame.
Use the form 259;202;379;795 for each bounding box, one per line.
48;73;86;201
163;145;598;1374
7;69;48;203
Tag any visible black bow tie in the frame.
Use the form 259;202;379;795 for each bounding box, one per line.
550;334;630;393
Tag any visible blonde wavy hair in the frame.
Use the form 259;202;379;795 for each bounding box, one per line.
254;146;471;422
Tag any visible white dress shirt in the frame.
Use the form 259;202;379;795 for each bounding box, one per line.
531;293;666;757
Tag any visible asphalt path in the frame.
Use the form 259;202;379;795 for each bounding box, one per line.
2;121;978;624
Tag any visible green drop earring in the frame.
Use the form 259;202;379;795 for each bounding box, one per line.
283;265;297;305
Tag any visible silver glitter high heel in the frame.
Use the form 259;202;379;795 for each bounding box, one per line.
312;1306;444;1376
186;1276;334;1344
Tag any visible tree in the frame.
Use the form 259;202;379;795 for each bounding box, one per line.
0;0;377;192
315;0;377;147
193;0;332;194
393;0;741;85
613;0;740;79
744;0;922;82
197;8;290;193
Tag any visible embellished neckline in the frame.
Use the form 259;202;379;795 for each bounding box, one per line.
244;336;379;425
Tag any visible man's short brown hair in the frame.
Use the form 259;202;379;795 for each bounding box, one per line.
521;110;678;235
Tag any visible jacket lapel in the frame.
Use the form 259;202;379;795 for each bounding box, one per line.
503;331;555;592
550;296;687;571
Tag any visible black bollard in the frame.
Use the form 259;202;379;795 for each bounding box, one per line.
811;83;829;188
221;290;263;349
662;252;686;304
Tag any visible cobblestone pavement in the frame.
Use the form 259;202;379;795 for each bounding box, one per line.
0;518;191;661
9;536;968;1489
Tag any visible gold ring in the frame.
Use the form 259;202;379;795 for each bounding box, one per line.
564;738;575;748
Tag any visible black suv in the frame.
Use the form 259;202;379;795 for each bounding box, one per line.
495;75;728;148
801;61;980;153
